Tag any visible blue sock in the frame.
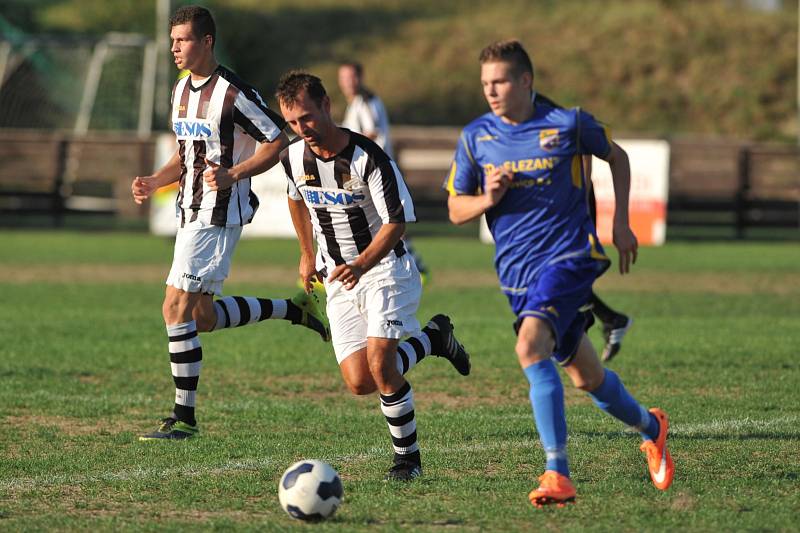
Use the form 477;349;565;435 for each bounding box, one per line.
589;368;659;441
523;359;569;477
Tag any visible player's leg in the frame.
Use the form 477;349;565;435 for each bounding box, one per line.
589;292;632;362
563;336;674;490
364;256;424;481
197;288;329;341
516;258;609;506
337;320;468;396
420;315;471;375
586;185;632;361
368;336;422;481
516;316;575;507
141;226;230;440
140;285;204;441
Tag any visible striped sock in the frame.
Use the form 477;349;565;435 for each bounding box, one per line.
395;332;433;375
212;296;295;330
167;320;202;426
380;381;420;462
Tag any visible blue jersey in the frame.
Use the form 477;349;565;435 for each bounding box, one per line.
445;102;611;295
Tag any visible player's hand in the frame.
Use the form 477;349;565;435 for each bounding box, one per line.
484;166;513;207
131;175;158;205
328;263;365;291
299;254;323;293
203;158;235;191
612;222;638;274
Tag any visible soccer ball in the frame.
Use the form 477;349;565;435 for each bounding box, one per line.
278;460;343;521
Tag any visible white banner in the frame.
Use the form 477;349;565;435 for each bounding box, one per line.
591;139;670;246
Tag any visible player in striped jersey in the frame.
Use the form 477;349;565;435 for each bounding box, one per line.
445;40;673;506
130;6;329;441
276;71;471;481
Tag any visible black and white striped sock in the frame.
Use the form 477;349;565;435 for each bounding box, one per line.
395;332;433;375
380;381;419;461
212;296;298;330
167;320;202;426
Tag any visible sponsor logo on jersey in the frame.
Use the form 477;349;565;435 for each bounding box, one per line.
476;134;497;142
509;177;552;188
300;174;317;182
173;119;214;139
539;129;560;151
304;188;366;206
483;157;558;174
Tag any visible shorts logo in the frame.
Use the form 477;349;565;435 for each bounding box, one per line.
539;129;560;151
182;273;202;282
540;305;559;317
386;319;404;327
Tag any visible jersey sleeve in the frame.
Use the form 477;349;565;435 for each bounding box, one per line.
280;150;302;200
577;109;612;160
365;154;416;224
443;131;481;196
233;87;287;143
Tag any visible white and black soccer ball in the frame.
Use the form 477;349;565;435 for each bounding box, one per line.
278;459;343;521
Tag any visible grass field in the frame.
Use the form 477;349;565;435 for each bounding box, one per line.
1;231;798;531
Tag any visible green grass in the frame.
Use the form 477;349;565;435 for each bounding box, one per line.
1;232;799;531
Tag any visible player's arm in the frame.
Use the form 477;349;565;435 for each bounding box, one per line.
287;196;321;293
604;142;637;274
204;132;290;190
131;149;182;205
447;166;512;225
328;222;406;291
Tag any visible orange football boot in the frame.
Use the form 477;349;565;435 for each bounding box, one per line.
528;470;576;508
640;407;674;490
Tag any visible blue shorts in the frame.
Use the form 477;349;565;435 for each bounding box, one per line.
508;257;606;366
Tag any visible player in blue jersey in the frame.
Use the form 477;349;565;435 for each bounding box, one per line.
534;92;633;362
444;40;673;507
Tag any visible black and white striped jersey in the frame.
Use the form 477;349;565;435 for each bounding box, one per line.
170;65;286;228
280;129;416;273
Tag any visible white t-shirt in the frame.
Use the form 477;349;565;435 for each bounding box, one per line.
342;92;393;158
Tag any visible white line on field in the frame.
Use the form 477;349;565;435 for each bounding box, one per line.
2;415;797;492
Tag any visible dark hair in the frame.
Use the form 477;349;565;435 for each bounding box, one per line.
339;61;363;77
276;70;328;108
479;39;534;78
170;5;216;48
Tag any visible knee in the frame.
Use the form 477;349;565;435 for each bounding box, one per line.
515;338;549;368
342;370;377;395
345;379;377;396
572;372;604;392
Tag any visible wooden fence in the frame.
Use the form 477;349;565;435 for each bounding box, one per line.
1;128;798;237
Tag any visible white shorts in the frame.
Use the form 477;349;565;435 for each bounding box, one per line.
166;225;242;296
326;255;422;364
